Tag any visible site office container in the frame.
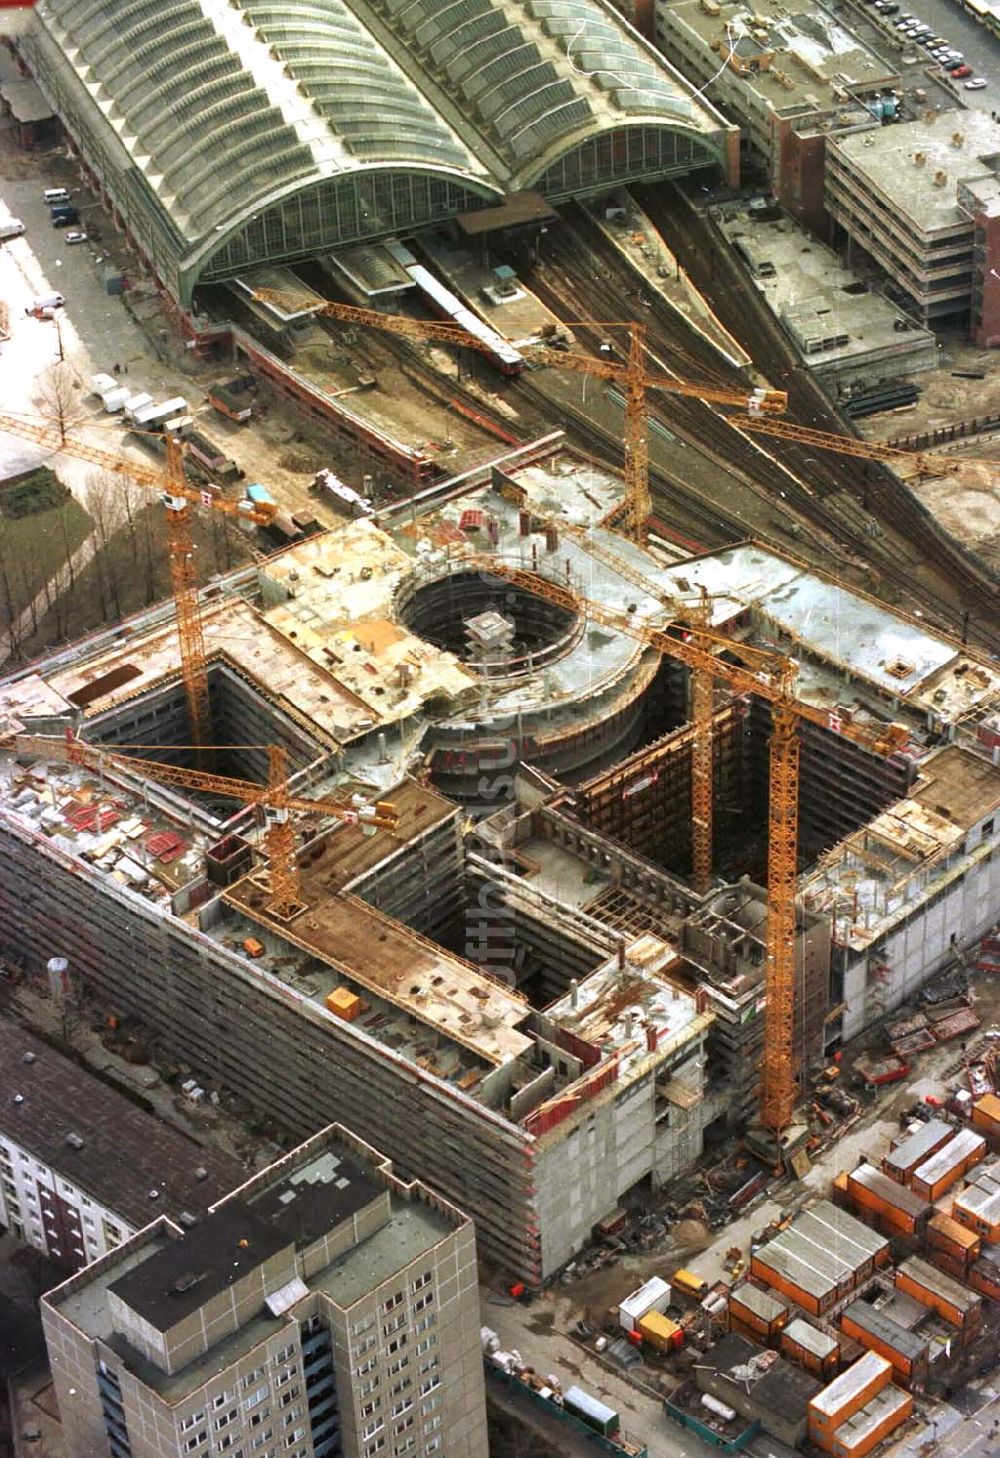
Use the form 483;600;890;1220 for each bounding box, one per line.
749;1254;828;1316
728;1283;789;1341
619;1276;671;1333
882;1120;953;1184
562;1386;619;1437
894;1258;982;1331
927;1212;981;1267
829;1387;914;1458
844;1165;930;1238
969;1255;1000;1302
951;1186;1000;1243
808;1352;893;1443
838;1307;927;1386
911;1131;986;1202
972;1093;1000;1143
781;1319;840;1380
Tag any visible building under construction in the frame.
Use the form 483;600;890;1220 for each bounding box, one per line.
0;440;997;1282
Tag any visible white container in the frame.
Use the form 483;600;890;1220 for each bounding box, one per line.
619;1275;671;1332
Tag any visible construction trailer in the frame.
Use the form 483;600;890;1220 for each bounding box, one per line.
837;1164;931;1240
894;1255;983;1337
926;1212;982;1273
808;1352;913;1458
972;1092;1000;1144
910;1128;986;1201
882;1119;954;1185
951;1161;1000;1244
781;1318;840;1381
728;1282;790;1343
750;1201;889;1317
838;1299;930;1388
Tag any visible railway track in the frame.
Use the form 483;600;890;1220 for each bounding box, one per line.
518;198;1000;654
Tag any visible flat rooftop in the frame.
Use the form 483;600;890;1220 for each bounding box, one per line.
885;1120;953;1177
785;1317;838;1359
833;1382;910;1446
660;0;895;113
910;744;1000;830
844;1299;928;1363
831;112;1000;234
0;1019;241;1230
659;544;1000;721
715;203;936;369
109;1199;288;1332
226;883;533;1069
849;1163;930;1218
245;1144;381;1249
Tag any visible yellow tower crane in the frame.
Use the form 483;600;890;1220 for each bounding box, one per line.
248;287;788;546
0;414;278;750
460;555;909;1145
15;732;399;921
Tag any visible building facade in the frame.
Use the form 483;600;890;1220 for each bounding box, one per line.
0;1018;241;1272
42;1125;488;1458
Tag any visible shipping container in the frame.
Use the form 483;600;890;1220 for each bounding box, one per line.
845;1163;930;1237
829;1383;913;1458
808;1351;892;1440
781;1318;840;1380
839;1300;928;1386
969;1250;1000;1301
911;1129;986;1201
562;1385;619;1437
208;382;253;422
883;1119;953;1184
895;1254;982;1330
927;1212;981;1266
751;1202;888;1317
619;1276;671;1332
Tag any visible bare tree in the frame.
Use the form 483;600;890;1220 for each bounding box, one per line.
35;361;79;445
86;470;126;621
0;535;22;660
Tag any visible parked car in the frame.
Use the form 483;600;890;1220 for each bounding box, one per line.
51;211;80;229
64;231;88;245
42;188;70;206
965;77;989;89
0;219;24;241
952;64;973;77
943;58;965;70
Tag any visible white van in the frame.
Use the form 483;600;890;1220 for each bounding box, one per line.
26;293;64;317
0;220;24;241
43;188;71;205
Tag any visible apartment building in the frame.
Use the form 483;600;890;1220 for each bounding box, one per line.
42;1125;487;1458
0;1018;240;1271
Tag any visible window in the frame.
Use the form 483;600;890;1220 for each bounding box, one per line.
366;1440;386;1456
387;1336;407;1356
244;1369;266;1389
383;1313;406;1337
414;1316;435;1335
411;1271;432;1293
420;1393;440;1415
184;1434;207;1452
383;1291;404;1313
353;1314;376;1337
356;1334;377;1358
413;1293;434;1314
362;1401;380;1419
245;1387;268;1411
356;1356;378;1377
360;1376;380;1397
285;1430;305;1449
396;1439;416;1455
275;1345;295;1364
217;1437;238;1453
362;1419;385;1439
390;1378;410;1398
388;1357;409;1377
415;1336;436;1357
215;1407;239;1430
213;1391;235;1411
422;1415;441;1435
425;1440;441;1455
391;1399;413;1419
276;1367;297;1389
418;1357;437;1377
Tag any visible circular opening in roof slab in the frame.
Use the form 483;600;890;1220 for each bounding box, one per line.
396;570;581;678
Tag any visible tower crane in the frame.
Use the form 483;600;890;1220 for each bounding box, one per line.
14;731;399;921
0;414;277;750
248;288;788;547
461;554;909;1145
730;410;998;481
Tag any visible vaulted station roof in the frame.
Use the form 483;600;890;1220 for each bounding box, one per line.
28;0;731;300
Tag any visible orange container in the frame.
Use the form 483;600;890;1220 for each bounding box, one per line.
325;987;362;1021
972;1093;1000;1140
927;1212;981;1265
808;1352;892;1441
895;1255;982;1329
829;1384;913;1458
242;936;265;958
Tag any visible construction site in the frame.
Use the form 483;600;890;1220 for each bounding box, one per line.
0;411;996;1298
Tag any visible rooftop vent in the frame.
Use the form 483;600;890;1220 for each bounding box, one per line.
171;1271;204;1294
21;1052;35;1065
178;1211;198;1229
914;152;926;166
952;132;964;147
65;1132;84;1150
13;1094;24;1105
148;1188;160;1201
194;1167;209;1181
933;171;948;188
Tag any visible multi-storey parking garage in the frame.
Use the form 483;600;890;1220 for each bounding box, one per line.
19;0;735;304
